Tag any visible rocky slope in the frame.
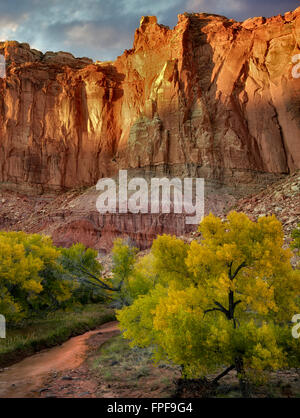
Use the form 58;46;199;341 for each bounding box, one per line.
234;170;300;236
0;171;298;251
1;8;300;194
0;180;233;251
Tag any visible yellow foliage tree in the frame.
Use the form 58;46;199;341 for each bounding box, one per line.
117;212;300;397
0;232;73;322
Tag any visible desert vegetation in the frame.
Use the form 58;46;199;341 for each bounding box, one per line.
0;212;299;397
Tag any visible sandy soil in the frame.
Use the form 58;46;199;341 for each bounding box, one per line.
1;320;299;398
0;321;119;398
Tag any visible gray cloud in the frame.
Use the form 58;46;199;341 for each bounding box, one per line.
0;0;299;61
184;0;300;21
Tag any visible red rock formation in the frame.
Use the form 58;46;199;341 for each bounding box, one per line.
0;9;300;250
1;8;300;195
0;171;298;252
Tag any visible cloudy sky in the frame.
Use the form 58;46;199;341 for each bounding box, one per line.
0;0;299;61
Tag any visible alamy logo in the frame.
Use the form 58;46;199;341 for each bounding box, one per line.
96;170;204;225
292;314;300;339
0;55;6;79
0;314;5;338
292;54;300;79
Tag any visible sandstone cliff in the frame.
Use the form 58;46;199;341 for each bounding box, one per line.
1;8;300;194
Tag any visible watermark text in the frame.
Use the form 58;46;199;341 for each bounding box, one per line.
96;170;204;225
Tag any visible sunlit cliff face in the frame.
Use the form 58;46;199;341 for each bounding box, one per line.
0;8;300;194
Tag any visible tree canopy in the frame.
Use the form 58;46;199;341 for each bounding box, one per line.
0;232;106;323
117;212;300;396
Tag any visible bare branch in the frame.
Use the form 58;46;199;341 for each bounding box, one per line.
204;300;230;319
230;261;247;281
73;265;120;291
214;301;230;317
203;308;224;317
233;300;242;309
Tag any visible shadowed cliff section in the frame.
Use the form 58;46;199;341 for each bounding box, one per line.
0;8;299;194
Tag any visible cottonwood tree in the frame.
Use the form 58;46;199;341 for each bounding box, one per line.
0;232;73;322
117;212;300;397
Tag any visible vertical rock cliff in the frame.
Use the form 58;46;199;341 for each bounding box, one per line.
0;8;299;194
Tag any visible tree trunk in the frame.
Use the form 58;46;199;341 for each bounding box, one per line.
212;365;235;385
235;357;251;398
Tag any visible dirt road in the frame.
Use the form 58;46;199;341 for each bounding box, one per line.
0;321;119;398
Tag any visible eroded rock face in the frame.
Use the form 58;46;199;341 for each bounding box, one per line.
0;9;299;250
1;8;300;194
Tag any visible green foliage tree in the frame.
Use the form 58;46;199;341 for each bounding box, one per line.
60;243;103;287
117;212;300;397
125;253;158;301
291;223;300;256
61;239;138;306
108;238;138;306
58;243;105;305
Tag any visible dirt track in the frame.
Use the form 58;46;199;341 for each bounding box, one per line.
0;321;119;398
